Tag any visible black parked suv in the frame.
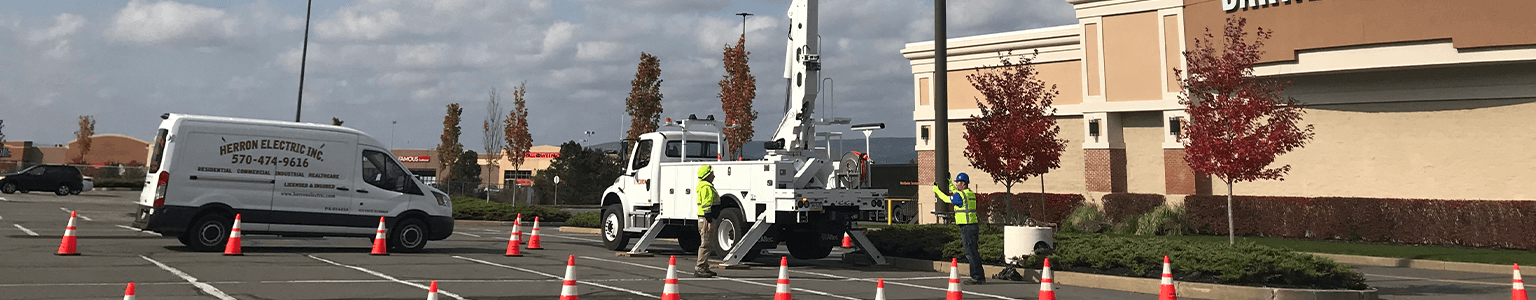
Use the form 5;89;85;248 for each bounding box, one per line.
0;164;84;196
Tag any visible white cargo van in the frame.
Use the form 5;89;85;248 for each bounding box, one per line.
131;113;454;252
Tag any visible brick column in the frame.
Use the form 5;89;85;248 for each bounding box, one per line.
1084;149;1127;193
1163;149;1210;195
917;150;938;224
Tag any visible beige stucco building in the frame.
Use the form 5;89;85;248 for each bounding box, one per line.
904;0;1536;224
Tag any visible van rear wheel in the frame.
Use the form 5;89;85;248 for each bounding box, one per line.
182;214;231;252
389;218;428;252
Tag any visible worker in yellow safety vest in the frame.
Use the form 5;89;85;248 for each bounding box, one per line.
934;172;983;285
694;165;720;278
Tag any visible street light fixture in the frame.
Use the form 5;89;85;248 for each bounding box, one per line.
735;12;753;37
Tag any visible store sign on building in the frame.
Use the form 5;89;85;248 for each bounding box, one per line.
399;156;431;163
1224;0;1304;12
525;152;560;159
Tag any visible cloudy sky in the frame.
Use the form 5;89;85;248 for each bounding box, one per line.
0;0;1074;151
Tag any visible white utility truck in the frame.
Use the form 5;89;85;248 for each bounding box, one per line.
131;113;454;252
600;0;888;265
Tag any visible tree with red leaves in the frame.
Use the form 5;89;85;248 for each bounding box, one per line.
962;51;1067;226
626;52;665;142
504;82;533;203
719;35;757;159
1177;17;1314;245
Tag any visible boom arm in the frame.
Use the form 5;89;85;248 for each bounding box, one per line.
770;0;820;151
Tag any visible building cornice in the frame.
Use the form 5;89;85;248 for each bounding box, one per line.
902;25;1079;60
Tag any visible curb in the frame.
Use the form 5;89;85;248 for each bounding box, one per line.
884;257;1378;300
1308;252;1512;275
559;227;600;234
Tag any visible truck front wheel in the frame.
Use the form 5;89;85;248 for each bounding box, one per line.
600;205;631;251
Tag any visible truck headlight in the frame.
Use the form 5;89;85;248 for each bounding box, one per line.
434;192;450;206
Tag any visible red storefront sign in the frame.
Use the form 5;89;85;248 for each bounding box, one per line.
399;156;431;163
525;152;560;159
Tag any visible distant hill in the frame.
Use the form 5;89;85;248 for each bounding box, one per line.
589;137;917;164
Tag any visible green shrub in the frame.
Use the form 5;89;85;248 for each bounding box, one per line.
1061;204;1106;233
866;224;957;261
566;211;600;228
451;196;571;222
1134;205;1186;236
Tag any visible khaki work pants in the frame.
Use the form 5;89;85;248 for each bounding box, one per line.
696;217;716;271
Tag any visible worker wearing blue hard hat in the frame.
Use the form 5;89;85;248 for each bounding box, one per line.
934;172;982;285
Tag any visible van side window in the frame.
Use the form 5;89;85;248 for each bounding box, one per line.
361;150;411;193
27;167;45;176
631;140;653;171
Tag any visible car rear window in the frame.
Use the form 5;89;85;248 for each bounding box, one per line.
147;129;168;172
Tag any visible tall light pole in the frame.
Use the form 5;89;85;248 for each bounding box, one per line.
390;121;397;149
735;12;752;37
295;0;312;122
582;131;596;146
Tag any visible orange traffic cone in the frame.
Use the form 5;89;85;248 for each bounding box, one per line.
841;232;853;248
1039;258;1056;300
370;217;389;256
559;255;579;300
512;213;524;242
874;279;886;300
224;214;244;256
123;282;136;300
426;280;439;300
504;231;523;257
661;255;680;300
527;216;544;250
56;211;80;256
946;258;963;300
774;257;792;300
1159;255;1176;300
1515;263;1529;300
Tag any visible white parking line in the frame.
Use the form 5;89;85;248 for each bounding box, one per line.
140;255;237;300
0;197;8;201
13;224;38;236
58;207;92;221
454;256;658;298
789;268;1020;300
453;232;482;238
308;255;468;300
580;256;863;300
115;225;162;236
539;233;602;243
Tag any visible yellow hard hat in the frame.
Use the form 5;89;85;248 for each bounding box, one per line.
697;165;713;179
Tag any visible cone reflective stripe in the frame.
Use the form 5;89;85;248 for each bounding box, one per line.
841;232;853;248
946;258;963;300
370;217;389;255
224;214;244;256
123;282;136;300
56;211;80;255
504;231;523;257
427;281;439;300
1515;263;1529;300
1159;255;1177;300
874;279;886;300
560;255;579;300
661;255;680;300
774;257;792;300
1038;258;1056;300
528;216;544;250
512;213;524;242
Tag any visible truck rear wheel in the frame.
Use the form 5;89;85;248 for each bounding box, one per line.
600;205;631;250
710;207;747;257
787;233;834;260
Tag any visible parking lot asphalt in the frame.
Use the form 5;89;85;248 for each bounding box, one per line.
0;191;1518;299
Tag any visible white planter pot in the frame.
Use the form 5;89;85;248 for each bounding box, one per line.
1003;226;1055;264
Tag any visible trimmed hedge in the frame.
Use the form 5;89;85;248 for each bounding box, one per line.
868;224;1368;290
1186;195;1536;250
451;196;571;222
1101;193;1165;224
977;192;1085;226
566;211;600;228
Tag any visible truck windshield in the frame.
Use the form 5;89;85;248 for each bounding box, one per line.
664;141;719;159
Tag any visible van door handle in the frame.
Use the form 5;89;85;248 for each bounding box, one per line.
336;187;350;191
357;189;369;193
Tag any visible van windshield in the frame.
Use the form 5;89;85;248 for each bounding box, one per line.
147;129;168;172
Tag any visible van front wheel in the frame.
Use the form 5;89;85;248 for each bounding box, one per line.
390;218;428;252
183;214;231;252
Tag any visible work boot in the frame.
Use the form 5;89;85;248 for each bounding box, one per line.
962;278;985;285
694;269;717;278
